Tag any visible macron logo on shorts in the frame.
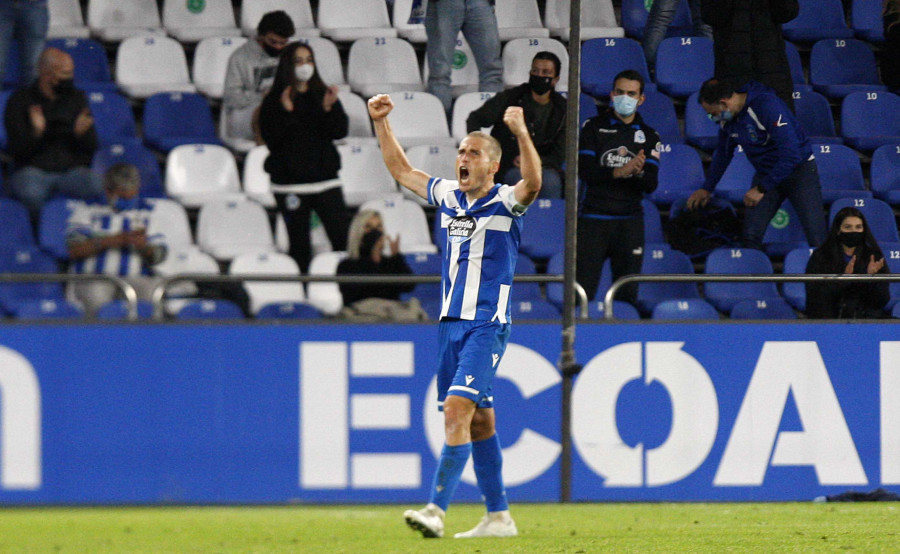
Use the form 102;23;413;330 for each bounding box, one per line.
465;375;475;386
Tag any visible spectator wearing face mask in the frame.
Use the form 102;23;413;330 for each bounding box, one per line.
576;69;662;306
4;47;104;222
465;51;566;199
222;10;295;145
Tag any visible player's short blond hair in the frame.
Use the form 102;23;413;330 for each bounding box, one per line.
464;131;502;163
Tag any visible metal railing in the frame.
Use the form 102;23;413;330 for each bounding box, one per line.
0;273;139;319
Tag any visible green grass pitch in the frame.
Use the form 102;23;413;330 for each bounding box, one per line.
0;502;897;553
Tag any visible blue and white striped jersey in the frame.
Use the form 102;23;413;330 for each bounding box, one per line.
428;177;528;323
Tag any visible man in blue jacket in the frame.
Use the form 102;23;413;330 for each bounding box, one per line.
686;78;826;250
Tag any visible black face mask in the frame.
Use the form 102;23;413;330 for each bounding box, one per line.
528;74;554;95
53;78;75;95
262;43;283;58
838;231;865;248
359;229;383;259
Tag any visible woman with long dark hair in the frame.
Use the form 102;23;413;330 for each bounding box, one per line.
805;207;890;318
259;41;349;272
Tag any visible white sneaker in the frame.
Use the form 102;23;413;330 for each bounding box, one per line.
404;503;445;538
454;510;518;538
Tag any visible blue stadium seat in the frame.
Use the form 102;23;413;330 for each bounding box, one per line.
762;201;811;258
402;251;442;305
586;299;641;320
653;36;714;99
730;297;798;320
851;0;886;42
142;91;220;153
782;246;815;311
882;244;900;310
515;253;543;302
579;92;599;127
2;40;22;89
0;248;65;315
651;143;705;206
870;144;900;205
0;89;14;151
15;299;84;320
828;197;900;243
85;89;140;145
95;299;155;319
176;299;245;320
782;0;855;42
713;147;755;205
620;0;693;39
547;252;611;307
684;91;719;151
38;198;78;261
580;37;653;99
519;199;565;262
703;247;781;313
92;142;165;198
785;41;813;93
841;91;900;152
255;302;324;319
0;198;36;250
809;38;887;99
643;198;667;245
793;90;842;144
47;38;117;92
813;143;871;204
652;298;719;320
636;247;700;315
638;90;681;144
510;299;560;319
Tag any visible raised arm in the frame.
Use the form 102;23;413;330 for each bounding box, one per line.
503;106;542;206
368;94;432;200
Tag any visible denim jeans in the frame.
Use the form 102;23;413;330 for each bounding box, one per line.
425;0;503;113
9;166;105;219
743;159;827;250
502;167;563;199
0;0;49;87
642;0;712;70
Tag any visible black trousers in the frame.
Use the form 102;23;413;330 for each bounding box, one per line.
275;187;349;273
576;215;645;305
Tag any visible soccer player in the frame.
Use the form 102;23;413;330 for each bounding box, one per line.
367;94;542;539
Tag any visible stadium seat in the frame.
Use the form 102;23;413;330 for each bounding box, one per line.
241;145;275;208
580;37;653;99
404;144;456;205
38;198;77;261
620;0;695;39
643;198;667;246
813;143;871;203
638;90;682;144
196;199;276;261
785;41;813;93
730;298;798;320
0;248;65;316
841;91;900;152
635;247;701;315
162;0;240;43
92;142;165;199
586;299;641;320
95;299;155;319
338;90;374;141
241;0;318;38
357;193;438;254
423;34;480;99
317;0;397;42
85;90;139;146
579;92;599;127
809;38;887;99
546;251;608;307
451;91;496;141
87;0;165;42
762;201;811;258
653;142;706;208
401;251;443;307
229;251;306;315
852;0;886;42
870;144;900;205
47;38;115;91
653;36;714;99
782;246;814;311
392;0;428;43
347;37;423;98
142;92;220;153
192;36;248;99
165;144;244;208
714;147;756;205
684;91;720;151
519;199;565;262
144;198;194;248
544;0;624;41
883;245;900;310
510;299;561;319
15;299;84;320
793;90;842;144
828;197;900;243
652;298;720;320
0;199;35;251
703;247;782;313
256;302;323;319
306;251;349;316
496;0;549;41
176;299;245;320
291;37;347;93
782;0;855;42
336;142;398;208
115;36;196;99
152;244;220;309
379;91;452;149
48;0;91;38
513;254;543;302
502;37;569;92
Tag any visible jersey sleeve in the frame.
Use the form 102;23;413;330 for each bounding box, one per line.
497;184;528;216
427;177;459;207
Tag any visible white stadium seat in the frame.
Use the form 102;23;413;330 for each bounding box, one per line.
144;198;193;248
347;37;423;99
192;36;248;99
358;193;439;253
384;91;453;149
404;144;457;206
393;0;428;43
87;0;165;42
306;251;348;315
452;91;496;141
501;37;570;91
196;199;275;261
240;0;319;38
337;90;374;140
242;145;276;208
337;142;398;207
318;0;397;42
115;35;196;99
165;144;244;208
152;244;220;309
229;251;306;315
162;0;241;43
295;37;347;92
48;0;91;39
544;0;625;41
495;0;549;41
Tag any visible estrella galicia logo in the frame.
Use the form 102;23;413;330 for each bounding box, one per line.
448;216;477;243
600;147;633;168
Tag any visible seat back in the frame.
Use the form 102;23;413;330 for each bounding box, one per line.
495;0;548;41
392;0;428;42
580;37;651;98
38;198;78;260
165;144;242;207
782;246;815;311
241;0;317;37
296;37;346;88
242;145;275;208
870;144;900;200
338;90;373;139
115;35;193;97
143;92;218;152
0;248;65;315
638;90;681;144
357;194;438;253
230;251;306;315
519;199;565;262
196;199;275;261
306;251;349;315
684;91;720;151
46;38;112;87
48;0;88;32
384;91;451;149
87;0;162;36
337;142;398;207
85;90;138;144
643;198;666;245
785;41;809;90
192;36;248;98
703;247;780;313
318;0;394;38
813;143;867;202
402;251;443;304
652;298;720;320
654;36;714;98
852;0;886;41
544;0;623;40
783;0;855;41
730;298;798;320
451;92;496;141
0;199;36;250
841;91;900;152
502;37;569;91
162;0;238;33
652;144;705;205
636;247;701;314
510;299;560;319
144;198;193;247
810;38;883;94
92;142;164;198
793;90;839;141
347;37;422;97
829;197;900;242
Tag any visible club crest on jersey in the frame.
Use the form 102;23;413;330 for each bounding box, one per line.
634;130;646;144
448;215;477;243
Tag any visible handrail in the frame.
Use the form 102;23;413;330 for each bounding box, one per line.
0;273;139;320
603;273;900;320
150;273;589;321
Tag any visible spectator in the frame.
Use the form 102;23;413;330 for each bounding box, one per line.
222;10;295;144
643;0;712;74
883;0;900;91
0;0;49;87
258;42;350;273
66;163;167;315
4;47;103;222
686;78;826;251
700;0;798;110
425;0;503;113
576;70;662;305
466;51;565;198
805;207;890;319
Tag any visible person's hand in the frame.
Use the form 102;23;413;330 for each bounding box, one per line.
743;186;764;208
843;254;857;274
123;229;147;249
686;189;711;211
503;106;528;137
387;233;400;257
367;94;394;120
613;150;646;178
280;86;295;112
322;85;339;112
28;105;46;136
867;255;885;274
73;108;94;136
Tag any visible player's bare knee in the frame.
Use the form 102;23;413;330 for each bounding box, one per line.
470;409;496;441
443;397;475;435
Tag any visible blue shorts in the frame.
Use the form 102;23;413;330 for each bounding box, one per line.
436;319;511;410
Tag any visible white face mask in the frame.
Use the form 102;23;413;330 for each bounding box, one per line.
294;63;314;82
